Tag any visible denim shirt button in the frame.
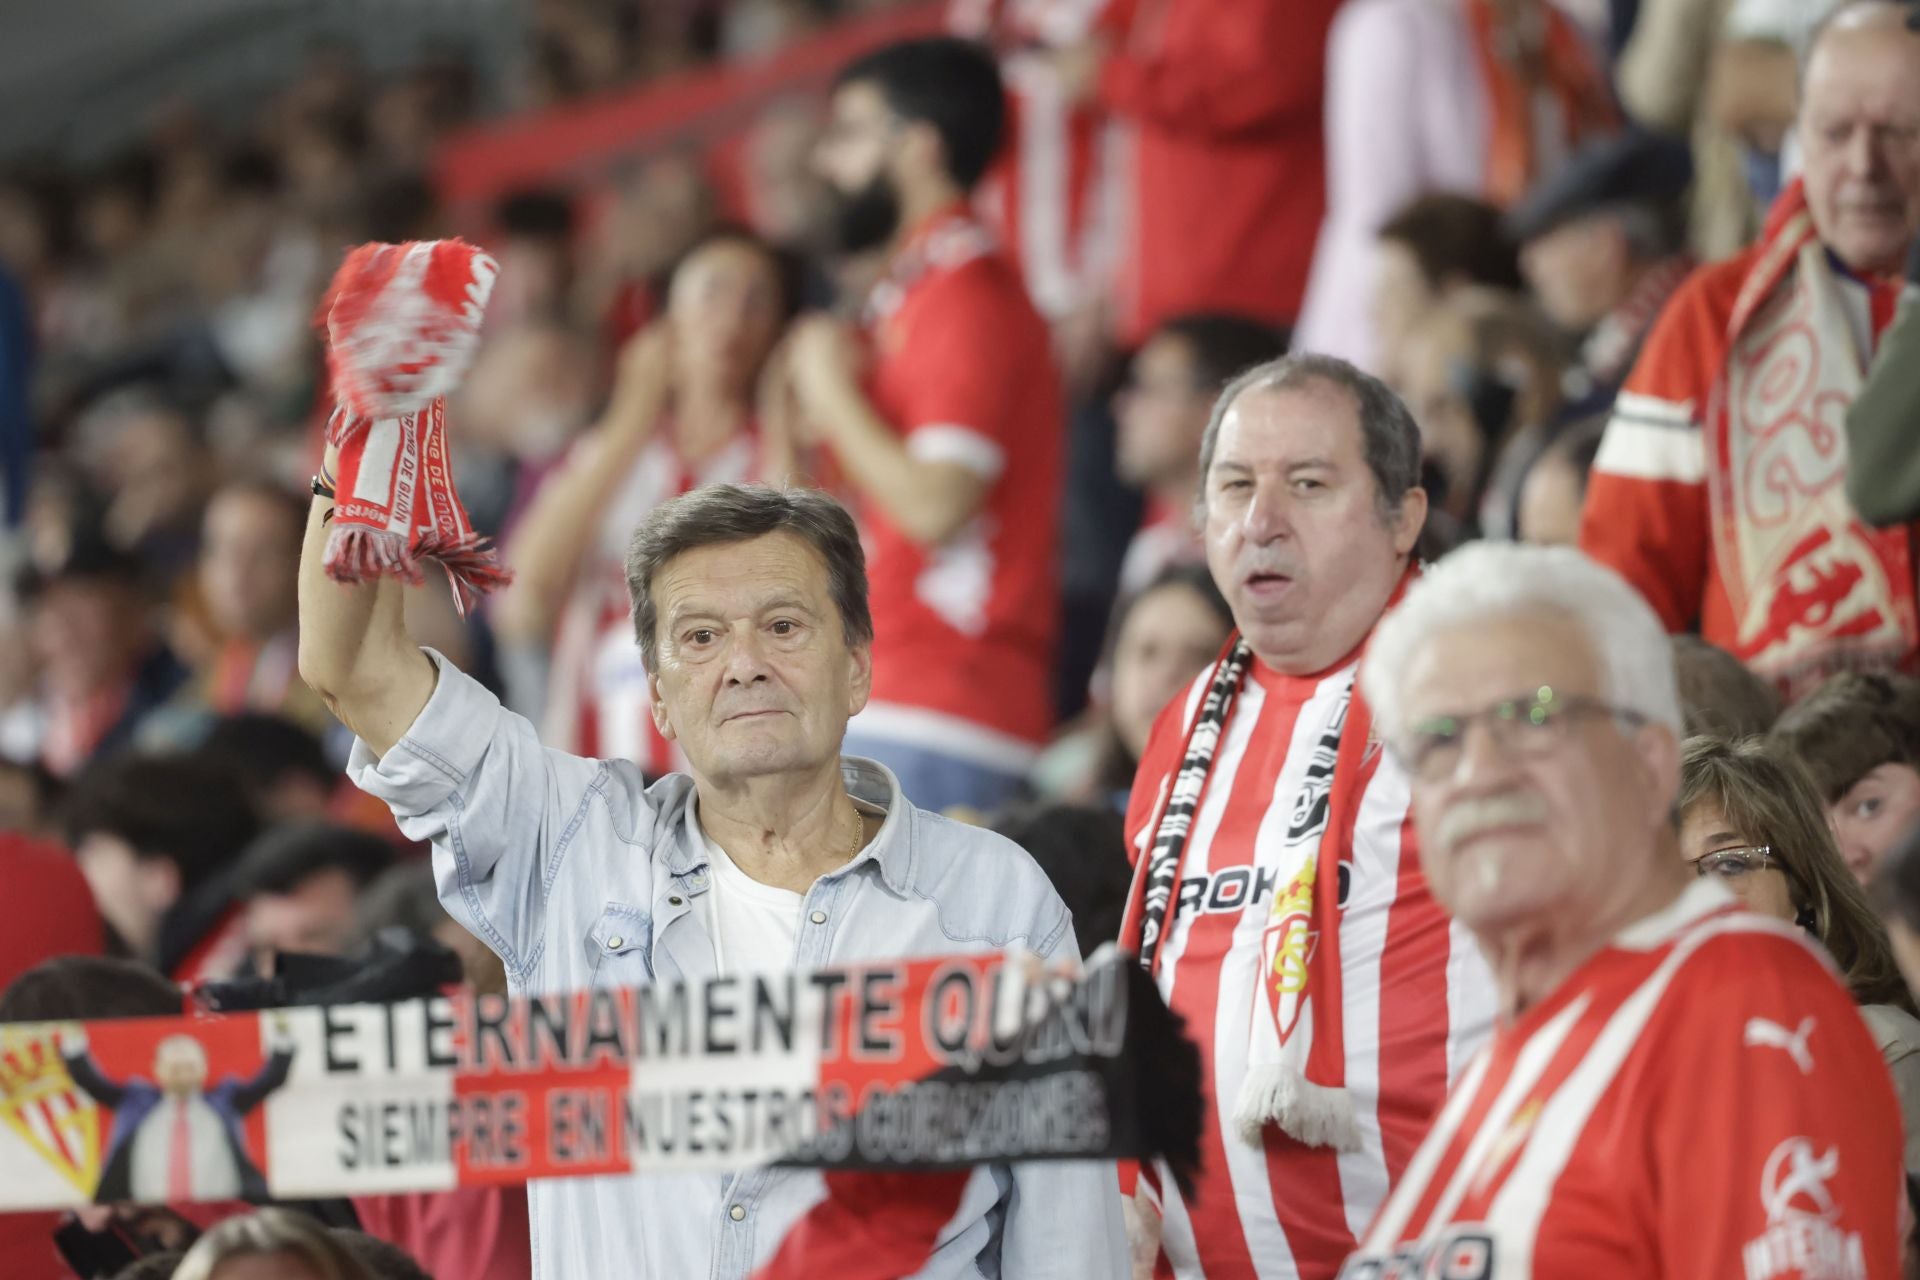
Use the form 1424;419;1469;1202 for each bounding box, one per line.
729;1205;746;1222
809;910;828;925
668;895;684;907
606;935;623;950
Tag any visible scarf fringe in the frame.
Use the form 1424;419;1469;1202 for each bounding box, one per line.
1232;1064;1361;1152
322;525;424;587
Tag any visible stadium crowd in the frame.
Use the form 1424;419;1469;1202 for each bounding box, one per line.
5;0;1920;1275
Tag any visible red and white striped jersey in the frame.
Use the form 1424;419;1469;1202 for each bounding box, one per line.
1125;655;1498;1279
948;0;1119;320
539;431;760;776
1340;880;1905;1280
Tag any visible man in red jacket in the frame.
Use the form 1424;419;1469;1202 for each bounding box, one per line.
1580;0;1920;698
1051;0;1342;347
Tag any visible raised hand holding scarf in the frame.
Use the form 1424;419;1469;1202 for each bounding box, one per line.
319;239;509;617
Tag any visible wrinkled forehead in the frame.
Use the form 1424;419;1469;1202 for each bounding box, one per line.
1802;14;1920;118
1396;609;1606;722
654;532;835;622
1211;378;1364;472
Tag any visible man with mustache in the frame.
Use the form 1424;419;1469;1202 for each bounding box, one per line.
1581;0;1920;699
771;37;1063;814
1119;353;1497;1278
1344;541;1903;1276
298;482;1126;1277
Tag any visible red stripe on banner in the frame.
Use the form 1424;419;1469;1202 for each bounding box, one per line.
432;2;947;218
1375;812;1454;1181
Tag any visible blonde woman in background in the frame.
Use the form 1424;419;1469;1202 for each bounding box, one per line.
1679;734;1920;1170
171;1209;371;1280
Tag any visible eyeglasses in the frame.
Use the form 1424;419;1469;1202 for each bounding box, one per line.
1392;685;1646;782
1690;846;1778;880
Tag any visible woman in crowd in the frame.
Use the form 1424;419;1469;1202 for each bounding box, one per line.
1030;565;1232;812
1772;673;1920;884
492;225;797;775
1679;735;1920;1170
170;1209;371;1280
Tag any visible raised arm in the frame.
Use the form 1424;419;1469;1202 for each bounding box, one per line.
297;440;437;759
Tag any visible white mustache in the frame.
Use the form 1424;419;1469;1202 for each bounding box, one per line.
1435;792;1549;853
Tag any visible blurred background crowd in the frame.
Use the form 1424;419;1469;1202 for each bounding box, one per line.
4;0;1920;1274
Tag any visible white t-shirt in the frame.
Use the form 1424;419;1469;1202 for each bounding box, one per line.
690;804;805;977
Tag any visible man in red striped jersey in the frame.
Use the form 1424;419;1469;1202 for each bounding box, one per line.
1345;541;1904;1278
1121;353;1497;1278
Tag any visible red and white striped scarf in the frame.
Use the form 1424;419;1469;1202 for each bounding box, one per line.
1709;181;1912;694
319;239;509;617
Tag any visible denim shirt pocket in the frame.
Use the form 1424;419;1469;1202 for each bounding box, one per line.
587;904;652;986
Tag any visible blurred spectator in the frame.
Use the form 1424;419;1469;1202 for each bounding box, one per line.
1052;0;1342;347
792;38;1062;811
741;97;834;254
1873;823;1920;1000
228;823;394;974
578;154;719;347
62;752;257;980
351;862;507;996
195;714;337;825
0;832;104;992
1031;565;1233;812
1112;313;1288;594
1370;194;1523;390
191;480;331;736
1581;2;1920;696
171;1208;373;1280
499;228;795;770
0;755;64;836
487;189;576;329
1294;0;1616;371
1506;130;1695;410
332;1230;433;1280
1515;414;1605;544
18;537;188;776
951;0;1116;345
111;1254;189;1280
1773;672;1920;884
991;801;1132;957
1678;734;1920;1169
1399;289;1570;540
1671;633;1782;738
1614;0;1742;257
72;393;211;583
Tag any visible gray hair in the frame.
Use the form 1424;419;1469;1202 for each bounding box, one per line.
173;1209;373;1280
625;483;873;669
1194;352;1423;524
1361;541;1682;742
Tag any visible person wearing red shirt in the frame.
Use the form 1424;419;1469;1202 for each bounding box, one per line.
1579;2;1920;699
781;37;1063;813
1050;0;1343;349
1348;541;1905;1277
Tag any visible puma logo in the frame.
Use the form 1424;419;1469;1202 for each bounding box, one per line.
1744;1016;1816;1075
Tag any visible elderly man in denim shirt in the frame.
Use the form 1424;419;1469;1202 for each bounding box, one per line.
298;478;1126;1278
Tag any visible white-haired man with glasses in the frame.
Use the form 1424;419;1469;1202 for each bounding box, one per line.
1341;541;1904;1278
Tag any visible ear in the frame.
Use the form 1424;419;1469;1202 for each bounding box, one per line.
1391;485;1429;558
847;641;873;719
649;672;677;742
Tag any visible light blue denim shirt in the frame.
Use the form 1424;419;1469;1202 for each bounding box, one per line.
347;652;1129;1280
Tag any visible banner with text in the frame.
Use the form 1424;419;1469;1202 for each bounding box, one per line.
0;951;1152;1209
